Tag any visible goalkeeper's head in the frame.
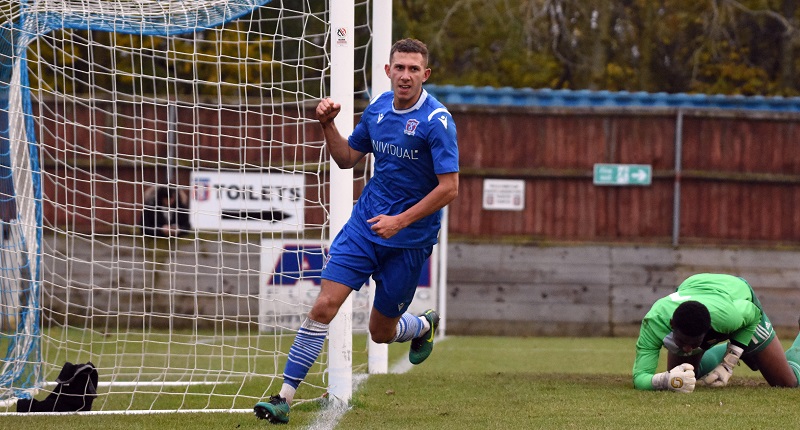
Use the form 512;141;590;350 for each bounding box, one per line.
670;301;711;352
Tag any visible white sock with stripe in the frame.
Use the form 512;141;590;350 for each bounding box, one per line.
390;312;425;343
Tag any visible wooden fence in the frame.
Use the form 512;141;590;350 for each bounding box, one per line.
448;105;800;245
34;99;800;246
30;98;800;336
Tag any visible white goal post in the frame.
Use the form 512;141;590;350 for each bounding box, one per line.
0;0;448;414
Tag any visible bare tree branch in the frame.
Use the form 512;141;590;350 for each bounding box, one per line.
722;0;796;35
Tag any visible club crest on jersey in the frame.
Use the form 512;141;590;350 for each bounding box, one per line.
404;119;420;136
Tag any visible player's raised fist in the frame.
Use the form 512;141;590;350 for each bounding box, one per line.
316;98;341;124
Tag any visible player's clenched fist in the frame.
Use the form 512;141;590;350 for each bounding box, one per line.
701;343;743;388
651;363;696;393
316;98;341;124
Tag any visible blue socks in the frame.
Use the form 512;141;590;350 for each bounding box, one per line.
283;318;328;389
282;312;424;389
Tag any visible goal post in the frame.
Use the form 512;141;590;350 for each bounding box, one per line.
327;0;355;403
0;18;44;404
366;0;392;376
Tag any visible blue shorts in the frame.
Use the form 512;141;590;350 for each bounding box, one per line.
321;227;433;318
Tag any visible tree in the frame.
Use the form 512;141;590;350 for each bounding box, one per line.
6;0;800;96
394;0;800;95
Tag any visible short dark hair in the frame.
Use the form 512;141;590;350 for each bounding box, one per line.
390;38;429;66
154;186;175;205
672;301;711;337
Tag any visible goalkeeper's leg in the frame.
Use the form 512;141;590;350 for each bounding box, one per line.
747;338;798;387
784;322;800;387
737;311;797;387
697;343;727;378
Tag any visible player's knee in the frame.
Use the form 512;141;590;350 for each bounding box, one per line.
308;300;339;324
368;322;395;343
771;374;799;388
369;331;393;344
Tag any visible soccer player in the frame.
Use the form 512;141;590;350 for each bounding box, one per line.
632;273;800;392
140;185;191;238
254;38;459;424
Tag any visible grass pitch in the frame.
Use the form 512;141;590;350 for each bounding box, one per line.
4;336;800;429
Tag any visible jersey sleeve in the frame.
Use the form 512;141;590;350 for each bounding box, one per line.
727;299;762;347
348;107;373;154
632;318;663;390
426;109;459;174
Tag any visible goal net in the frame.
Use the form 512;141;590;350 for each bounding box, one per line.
0;0;423;414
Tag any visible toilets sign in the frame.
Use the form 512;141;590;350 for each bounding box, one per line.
190;171;305;231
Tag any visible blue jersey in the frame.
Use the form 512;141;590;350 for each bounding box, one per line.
345;89;459;248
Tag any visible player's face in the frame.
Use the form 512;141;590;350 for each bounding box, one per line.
385;52;431;110
672;328;705;354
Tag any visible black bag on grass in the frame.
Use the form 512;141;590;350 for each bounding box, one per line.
17;362;98;413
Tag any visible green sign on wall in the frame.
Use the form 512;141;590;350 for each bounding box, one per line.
593;164;652;186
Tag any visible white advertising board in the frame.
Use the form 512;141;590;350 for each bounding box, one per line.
190;171;304;231
482;178;525;211
258;239;436;332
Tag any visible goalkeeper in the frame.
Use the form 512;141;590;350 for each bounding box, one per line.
633;273;800;392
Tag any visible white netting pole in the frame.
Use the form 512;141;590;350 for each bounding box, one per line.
327;0;355;403
438;206;449;337
367;0;392;376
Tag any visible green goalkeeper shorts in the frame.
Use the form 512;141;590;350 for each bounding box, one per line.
739;277;776;356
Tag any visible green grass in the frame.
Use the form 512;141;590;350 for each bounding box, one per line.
3;336;800;429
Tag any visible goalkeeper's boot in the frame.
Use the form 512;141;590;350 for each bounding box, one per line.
254;395;290;424
409;309;440;365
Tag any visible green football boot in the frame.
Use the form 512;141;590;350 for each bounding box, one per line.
254;395;290;424
409;309;440;365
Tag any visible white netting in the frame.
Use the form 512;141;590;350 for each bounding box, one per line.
0;0;375;412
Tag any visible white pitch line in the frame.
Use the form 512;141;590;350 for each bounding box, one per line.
305;336;448;429
305;374;366;430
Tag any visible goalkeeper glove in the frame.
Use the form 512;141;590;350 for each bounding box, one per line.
701;343;744;387
652;363;696;393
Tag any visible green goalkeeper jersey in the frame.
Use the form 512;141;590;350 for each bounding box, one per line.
632;273;762;390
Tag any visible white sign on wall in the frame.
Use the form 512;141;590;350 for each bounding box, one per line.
483;179;525;211
258;239;436;332
190;171;305;231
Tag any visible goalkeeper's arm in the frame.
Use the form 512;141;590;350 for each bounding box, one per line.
632;341;671;390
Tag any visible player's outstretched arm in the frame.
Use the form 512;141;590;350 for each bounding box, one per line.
316;98;364;169
651;363;696;393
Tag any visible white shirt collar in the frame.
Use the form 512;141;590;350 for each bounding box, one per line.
392;89;428;114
